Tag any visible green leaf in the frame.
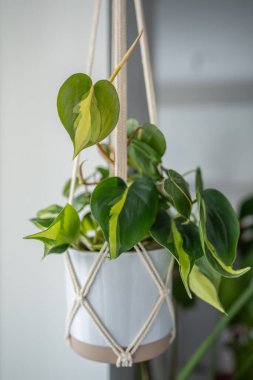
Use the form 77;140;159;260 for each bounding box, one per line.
150;208;173;251
127;122;166;179
91;177;158;258
96;166;109;180
73;193;87;212
198;189;250;277
128;140;162;179
189;256;225;313
30;204;63;229
172;218;203;297
195;167;203;194
81;212;99;235
62;177;82;198
24;204;80;256
127;119;140;136
57;74;119;157
239;195;253;219
151;211;203;297
164;169;192;218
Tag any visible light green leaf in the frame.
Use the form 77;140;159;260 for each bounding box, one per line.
198;188;250;277
30;204;63;229
127;119;140;136
24;204;80;256
91;177;158;258
57;74;119;157
164;169;192;218
189;256;225;313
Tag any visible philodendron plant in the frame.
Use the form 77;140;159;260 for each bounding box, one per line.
25;60;250;315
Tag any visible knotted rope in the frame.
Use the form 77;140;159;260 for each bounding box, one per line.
64;0;176;367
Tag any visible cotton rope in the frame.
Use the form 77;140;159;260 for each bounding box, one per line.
134;0;157;125
111;0;127;180
64;0;176;367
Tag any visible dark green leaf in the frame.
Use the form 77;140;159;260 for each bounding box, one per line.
195;167;203;194
164;169;192;218
150;208;173;252
128;140;162;179
198;189;250;277
171;218;203;297
127;122;166;179
91;177;158;258
239;195;253;219
151;211;203;297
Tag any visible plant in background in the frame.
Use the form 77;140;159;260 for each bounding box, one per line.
24;55;250;315
218;194;253;379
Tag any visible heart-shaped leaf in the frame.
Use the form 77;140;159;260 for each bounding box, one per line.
198;189;250;277
164;169;192;218
57;73;119;157
189;256;225;313
127;122;166;179
151;211;203;297
91;177;158;258
150;208;173;251
24;204;80;256
171;218;203;297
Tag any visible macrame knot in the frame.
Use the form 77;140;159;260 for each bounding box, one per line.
160;287;170;298
116;352;133;367
76;291;84;304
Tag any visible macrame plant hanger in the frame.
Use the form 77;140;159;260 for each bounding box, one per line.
64;0;176;367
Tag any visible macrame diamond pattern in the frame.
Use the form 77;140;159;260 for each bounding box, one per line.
64;242;176;367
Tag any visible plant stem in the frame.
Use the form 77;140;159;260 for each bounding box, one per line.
96;143;114;165
127;127;142;145
176;282;253;380
109;29;143;83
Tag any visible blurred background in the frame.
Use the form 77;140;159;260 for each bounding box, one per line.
0;0;252;379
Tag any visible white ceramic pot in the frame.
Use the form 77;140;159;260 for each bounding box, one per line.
65;248;174;363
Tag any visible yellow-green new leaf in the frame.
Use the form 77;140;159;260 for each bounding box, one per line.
189;257;225;313
24;204;80;256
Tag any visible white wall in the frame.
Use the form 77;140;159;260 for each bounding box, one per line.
0;0;109;379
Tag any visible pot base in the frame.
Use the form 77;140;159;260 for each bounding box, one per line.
69;333;172;364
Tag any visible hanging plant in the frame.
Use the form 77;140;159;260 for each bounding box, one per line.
24;0;251;368
25;105;250;312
